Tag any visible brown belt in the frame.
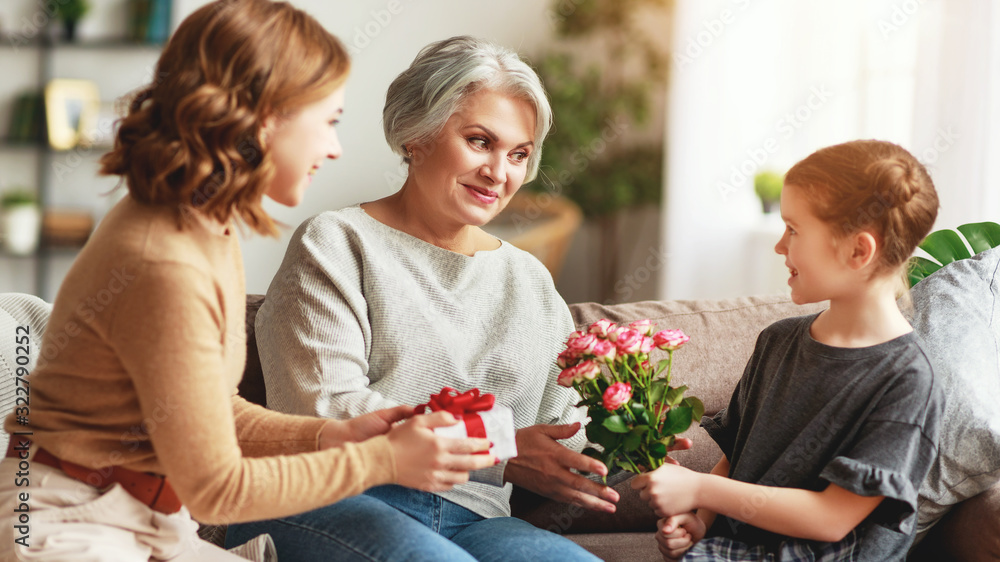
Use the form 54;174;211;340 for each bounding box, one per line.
5;435;182;514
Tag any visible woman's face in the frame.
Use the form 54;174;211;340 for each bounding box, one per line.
407;88;536;228
266;86;346;207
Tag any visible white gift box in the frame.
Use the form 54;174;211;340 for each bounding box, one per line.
433;404;518;461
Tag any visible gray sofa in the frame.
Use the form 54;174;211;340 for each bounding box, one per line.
2;270;996;560
233;287;997;561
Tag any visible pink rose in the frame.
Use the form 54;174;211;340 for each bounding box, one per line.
615;328;644;355
566;330;585;344
575;360;602;381
567;333;598;356
591;339;617;363
603;382;632;412
557;349;580;369
607;326;628;342
640;336;654;354
653;329;690;351
557;366;578;387
589;319;616;338
560;360;601;386
628;319;654;336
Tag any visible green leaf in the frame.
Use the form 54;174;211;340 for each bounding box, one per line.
582;447;603;462
907;256;941;287
662;406;693;435
919;229;972;265
602;415;630;433
649;442;667;459
623;429;642;452
682;396;705;421
654;359;670;377
631;403;650;425
586;422;617;448
649;380;668;404
664;385;687;406
957;222;1000;255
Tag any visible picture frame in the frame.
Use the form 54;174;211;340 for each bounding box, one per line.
44;79;100;151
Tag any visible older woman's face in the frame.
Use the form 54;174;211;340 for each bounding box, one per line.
408;88;535;228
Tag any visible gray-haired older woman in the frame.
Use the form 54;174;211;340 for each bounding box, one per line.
226;36;674;561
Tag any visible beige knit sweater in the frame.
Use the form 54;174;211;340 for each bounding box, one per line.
3;196;396;524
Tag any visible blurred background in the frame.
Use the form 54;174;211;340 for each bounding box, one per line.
0;0;997;304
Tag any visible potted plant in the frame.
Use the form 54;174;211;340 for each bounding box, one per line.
1;189;42;255
53;0;91;42
531;0;672;301
754;170;784;214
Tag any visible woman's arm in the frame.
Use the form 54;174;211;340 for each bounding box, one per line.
631;463;884;543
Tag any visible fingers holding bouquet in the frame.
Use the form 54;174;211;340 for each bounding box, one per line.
504;422;621;513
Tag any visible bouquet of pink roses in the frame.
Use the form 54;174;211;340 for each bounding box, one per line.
557;319;702;476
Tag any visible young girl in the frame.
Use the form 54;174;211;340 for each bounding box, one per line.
631;140;942;561
0;1;492;560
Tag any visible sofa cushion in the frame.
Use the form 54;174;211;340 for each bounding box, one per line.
0;293;51;452
908;246;1000;537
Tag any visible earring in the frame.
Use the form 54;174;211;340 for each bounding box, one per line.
406;147;413;160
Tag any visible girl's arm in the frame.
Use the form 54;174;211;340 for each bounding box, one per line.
695;454;729;532
632;462;884;543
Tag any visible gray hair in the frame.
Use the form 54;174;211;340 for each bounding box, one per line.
383;35;552;182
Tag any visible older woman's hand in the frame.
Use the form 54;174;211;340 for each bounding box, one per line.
503;422;621;513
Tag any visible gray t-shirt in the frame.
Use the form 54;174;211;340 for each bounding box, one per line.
702;313;942;561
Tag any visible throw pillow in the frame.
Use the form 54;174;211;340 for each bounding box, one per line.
0;293;52;452
908;245;1000;538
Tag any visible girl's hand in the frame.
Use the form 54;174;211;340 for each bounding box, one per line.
387;411;495;492
630;463;702;517
318;405;416;449
656;513;706;560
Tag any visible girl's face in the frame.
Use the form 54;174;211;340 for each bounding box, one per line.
774;183;856;304
405;88;535;228
266;86;346;207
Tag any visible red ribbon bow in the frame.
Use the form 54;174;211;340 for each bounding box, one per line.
416;387;495;440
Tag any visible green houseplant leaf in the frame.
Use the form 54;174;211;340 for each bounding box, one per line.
957;222;1000;255
909;221;1000;287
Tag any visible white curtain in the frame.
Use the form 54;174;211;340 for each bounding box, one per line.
661;0;999;300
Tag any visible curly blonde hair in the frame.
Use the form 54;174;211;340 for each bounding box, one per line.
99;0;349;237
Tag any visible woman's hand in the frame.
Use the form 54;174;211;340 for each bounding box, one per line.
387;411;495;492
504;422;620;513
318;405;416;449
656;512;706;560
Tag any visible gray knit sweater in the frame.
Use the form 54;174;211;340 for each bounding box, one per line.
256;206;586;519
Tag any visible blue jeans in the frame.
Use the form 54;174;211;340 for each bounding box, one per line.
225;485;600;561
